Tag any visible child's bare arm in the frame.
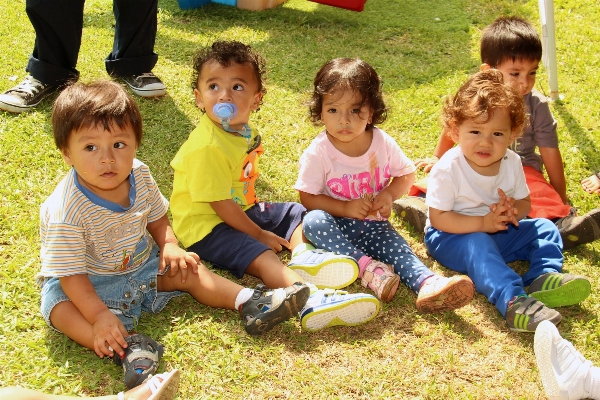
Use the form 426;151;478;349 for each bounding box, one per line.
372;173;414;218
59;274;129;358
414;128;455;172
512;197;531;220
210;199;290;252
539;147;569;204
299;191;372;220
147;214;200;283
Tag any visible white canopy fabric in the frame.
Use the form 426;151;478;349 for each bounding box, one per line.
539;0;559;100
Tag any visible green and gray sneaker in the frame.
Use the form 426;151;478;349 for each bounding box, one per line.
527;273;591;308
505;295;561;333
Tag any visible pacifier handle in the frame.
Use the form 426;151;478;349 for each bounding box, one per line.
212;102;252;139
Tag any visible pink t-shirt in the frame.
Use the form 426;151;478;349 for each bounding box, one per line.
295;127;415;219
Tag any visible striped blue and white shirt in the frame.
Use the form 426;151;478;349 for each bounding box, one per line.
38;159;168;284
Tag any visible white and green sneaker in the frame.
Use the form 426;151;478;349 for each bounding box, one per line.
287;248;358;290
300;288;380;331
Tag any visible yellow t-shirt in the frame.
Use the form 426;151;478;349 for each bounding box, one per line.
170;114;263;248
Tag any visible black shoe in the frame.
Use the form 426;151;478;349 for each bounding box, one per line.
556;208;600;250
0;76;57;113
392;196;428;234
112;333;164;389
122;72;166;97
240;282;310;335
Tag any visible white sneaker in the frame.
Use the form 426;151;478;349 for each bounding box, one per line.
287;249;358;289
299;288;379;331
534;320;592;400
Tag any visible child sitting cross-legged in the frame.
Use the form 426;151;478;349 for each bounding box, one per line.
424;69;591;332
294;58;475;312
38;81;314;393
170;41;380;332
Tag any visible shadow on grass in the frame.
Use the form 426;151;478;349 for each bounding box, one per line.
553;100;600;172
76;0;521;93
153;0;476;93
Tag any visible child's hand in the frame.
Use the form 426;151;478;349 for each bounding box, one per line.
497;188;519;226
581;174;600;194
414;157;439;172
371;191;393;219
258;230;291;253
485;189;519;232
343;198;373;220
92;309;129;359
161;242;200;283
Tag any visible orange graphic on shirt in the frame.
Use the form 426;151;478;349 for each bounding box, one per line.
116;249;131;271
238;141;263;204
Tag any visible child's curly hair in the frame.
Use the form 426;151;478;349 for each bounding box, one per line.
308;58;387;131
443;69;526;138
191;40;267;108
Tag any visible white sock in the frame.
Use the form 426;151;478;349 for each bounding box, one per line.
291;242;316;258
234;288;254;310
269;288;287;309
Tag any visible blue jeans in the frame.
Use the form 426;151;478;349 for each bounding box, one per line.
40;246;184;331
303;210;433;293
424;218;563;316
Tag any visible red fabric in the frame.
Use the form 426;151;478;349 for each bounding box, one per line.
523;166;571;219
407;166;570;219
408;177;428;197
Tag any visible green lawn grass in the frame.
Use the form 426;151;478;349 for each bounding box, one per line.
1;0;599;398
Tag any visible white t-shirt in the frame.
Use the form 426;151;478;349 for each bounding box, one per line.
425;147;529;228
295;127;415;220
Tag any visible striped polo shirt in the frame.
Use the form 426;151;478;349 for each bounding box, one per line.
38;159;168;284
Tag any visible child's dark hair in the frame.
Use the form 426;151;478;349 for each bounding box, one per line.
443;69;526;137
191;40;267;107
52;80;142;151
480;16;542;68
308;58;387;131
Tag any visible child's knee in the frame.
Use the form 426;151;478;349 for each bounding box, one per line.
304;209;330;225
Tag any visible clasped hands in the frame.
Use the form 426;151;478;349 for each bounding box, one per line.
485;188;519;232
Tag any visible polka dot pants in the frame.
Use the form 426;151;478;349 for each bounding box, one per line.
303;209;433;293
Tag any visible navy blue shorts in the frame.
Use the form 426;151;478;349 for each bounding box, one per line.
188;202;305;278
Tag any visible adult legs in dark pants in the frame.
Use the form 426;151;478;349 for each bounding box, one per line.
0;0;165;114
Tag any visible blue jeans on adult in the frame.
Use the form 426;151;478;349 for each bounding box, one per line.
303;209;433;293
424;218;563;317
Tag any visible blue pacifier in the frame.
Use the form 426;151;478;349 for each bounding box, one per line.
212;102;252;139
